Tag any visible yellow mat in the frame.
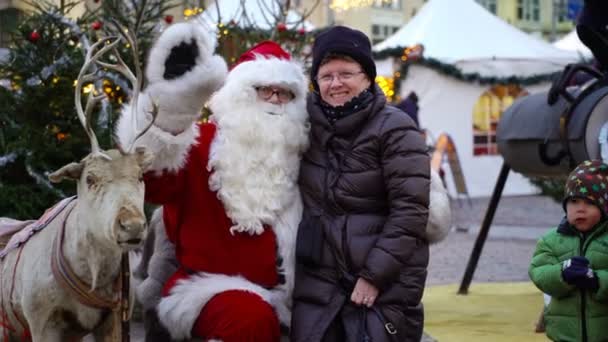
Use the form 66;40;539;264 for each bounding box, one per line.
423;282;549;342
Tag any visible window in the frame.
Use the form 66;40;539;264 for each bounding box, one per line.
472;85;528;156
517;0;540;22
373;0;401;10
372;24;380;35
556;0;567;22
371;24;400;45
0;8;21;48
477;0;497;14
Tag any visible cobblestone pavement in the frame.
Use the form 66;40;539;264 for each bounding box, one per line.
428;194;563;286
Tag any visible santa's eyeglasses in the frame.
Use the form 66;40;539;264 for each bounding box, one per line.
254;86;295;102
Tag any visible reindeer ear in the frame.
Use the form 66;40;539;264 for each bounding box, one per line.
134;146;154;171
48;162;85;183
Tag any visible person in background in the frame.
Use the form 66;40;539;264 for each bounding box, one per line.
291;25;430;342
577;0;608;72
396;91;420;128
529;160;608;342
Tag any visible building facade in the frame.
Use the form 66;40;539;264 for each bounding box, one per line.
476;0;574;40
295;0;426;44
297;0;574;45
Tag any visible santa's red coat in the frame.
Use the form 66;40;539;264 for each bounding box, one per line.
143;122;280;290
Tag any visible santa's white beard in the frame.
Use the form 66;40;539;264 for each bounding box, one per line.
208;99;309;235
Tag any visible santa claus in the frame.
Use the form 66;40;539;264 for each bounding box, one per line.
117;23;309;341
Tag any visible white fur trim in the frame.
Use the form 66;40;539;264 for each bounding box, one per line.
147;22;217;81
271;192;302;310
157;273;291;340
115;107;199;173
426;169;452;243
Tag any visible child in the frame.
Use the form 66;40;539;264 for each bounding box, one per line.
529;159;608;342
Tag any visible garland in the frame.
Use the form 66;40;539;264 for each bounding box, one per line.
373;47;560;93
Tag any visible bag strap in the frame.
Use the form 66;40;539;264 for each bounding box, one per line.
369;306;399;342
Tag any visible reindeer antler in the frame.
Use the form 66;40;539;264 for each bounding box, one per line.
100;20;158;154
75;36;122;160
75;22;157;157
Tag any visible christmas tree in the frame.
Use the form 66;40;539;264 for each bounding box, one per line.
0;0;175;219
0;0;315;219
196;0;316;67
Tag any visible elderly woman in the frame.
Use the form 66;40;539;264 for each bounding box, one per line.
291;26;430;342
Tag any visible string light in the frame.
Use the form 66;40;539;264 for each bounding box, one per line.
82;83;94;94
400;44;424;62
184;7;203;18
376;76;394;101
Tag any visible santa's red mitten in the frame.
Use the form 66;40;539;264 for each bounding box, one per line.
116;22;227;173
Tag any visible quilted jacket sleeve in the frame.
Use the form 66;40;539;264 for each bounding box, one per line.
529;232;576;298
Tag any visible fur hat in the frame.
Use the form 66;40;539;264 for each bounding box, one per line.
576;0;608;68
563;159;608;216
310;26;376;91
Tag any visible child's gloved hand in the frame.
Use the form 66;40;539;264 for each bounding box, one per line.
562;256;599;291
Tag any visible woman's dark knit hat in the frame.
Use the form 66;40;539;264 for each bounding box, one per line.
562;159;608;216
310;26;376;91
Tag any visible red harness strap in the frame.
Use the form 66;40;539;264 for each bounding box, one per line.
0;244;32;341
10;246;31;341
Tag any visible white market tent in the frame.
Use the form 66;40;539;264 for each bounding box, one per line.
197;0;314;31
373;0;581;197
553;30;593;59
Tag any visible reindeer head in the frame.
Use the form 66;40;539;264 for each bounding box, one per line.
48;27;155;250
49;148;153;249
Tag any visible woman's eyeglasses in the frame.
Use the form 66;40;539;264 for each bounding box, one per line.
255;86;295;102
316;71;364;84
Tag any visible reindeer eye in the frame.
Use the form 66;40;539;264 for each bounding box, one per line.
86;174;98;187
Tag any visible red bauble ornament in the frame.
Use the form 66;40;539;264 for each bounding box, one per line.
276;23;287;32
164;15;174;24
28;31;41;43
91;21;103;30
93;0;100;2
298;28;306;36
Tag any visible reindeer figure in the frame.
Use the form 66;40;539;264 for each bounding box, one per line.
0;28;154;341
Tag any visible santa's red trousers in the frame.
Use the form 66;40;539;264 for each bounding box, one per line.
162;269;281;342
191;289;280;341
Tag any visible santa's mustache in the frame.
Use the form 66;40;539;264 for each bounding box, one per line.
258;101;287;117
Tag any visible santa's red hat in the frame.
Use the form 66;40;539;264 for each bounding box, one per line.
221;41;306;102
233;41;291;69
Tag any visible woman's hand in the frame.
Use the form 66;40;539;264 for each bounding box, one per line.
350;277;379;307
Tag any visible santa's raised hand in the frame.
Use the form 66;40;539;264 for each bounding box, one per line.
116;22;227;172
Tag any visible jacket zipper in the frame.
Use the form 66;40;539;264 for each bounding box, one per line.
579;233;588;342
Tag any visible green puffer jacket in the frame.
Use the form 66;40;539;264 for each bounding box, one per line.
529;219;608;342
